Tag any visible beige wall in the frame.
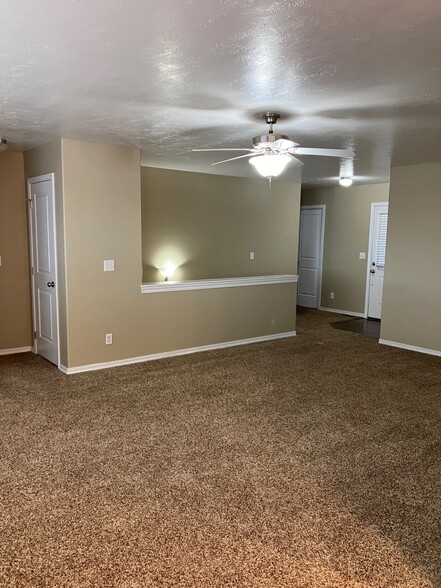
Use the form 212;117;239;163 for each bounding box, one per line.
61;140;298;368
61;139;143;366
141;166;301;282
301;183;389;314
0;151;31;350
381;163;441;352
23;140;68;365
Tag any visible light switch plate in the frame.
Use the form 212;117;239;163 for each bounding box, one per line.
104;259;115;272
249;251;255;260
359;252;366;260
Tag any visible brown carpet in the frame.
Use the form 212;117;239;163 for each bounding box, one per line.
1;309;441;587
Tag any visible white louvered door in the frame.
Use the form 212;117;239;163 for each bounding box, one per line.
368;204;388;319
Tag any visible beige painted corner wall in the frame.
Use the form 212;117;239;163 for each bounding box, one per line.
61;140;143;366
62;140;298;368
141;166;301;282
301;183;390;314
0;151;31;350
23;140;68;365
381;162;441;352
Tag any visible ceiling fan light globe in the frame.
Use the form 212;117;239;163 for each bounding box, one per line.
339;177;353;187
249;154;291;178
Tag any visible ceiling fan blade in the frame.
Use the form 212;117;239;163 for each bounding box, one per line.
293;147;355;158
271;138;297;150
192;148;254;152
211;152;261;166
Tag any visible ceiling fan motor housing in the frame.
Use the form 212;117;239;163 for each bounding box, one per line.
253;133;289;149
253;112;288;148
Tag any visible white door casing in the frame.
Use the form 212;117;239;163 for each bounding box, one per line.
366;202;388;319
28;174;59;365
297;205;325;308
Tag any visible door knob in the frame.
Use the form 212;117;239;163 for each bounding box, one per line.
47;281;55;287
370;269;376;274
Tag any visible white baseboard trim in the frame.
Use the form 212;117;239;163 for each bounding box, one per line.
319;306;366;318
379;339;441;357
0;346;32;356
59;331;297;374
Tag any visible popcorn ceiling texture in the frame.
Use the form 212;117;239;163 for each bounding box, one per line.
1;309;440;586
1;0;441;185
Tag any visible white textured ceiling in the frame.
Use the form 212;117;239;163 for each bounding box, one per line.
1;0;440;186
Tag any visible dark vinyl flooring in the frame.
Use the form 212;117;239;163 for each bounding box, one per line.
331;317;381;338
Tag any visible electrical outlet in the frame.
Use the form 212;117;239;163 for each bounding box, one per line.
103;259;115;272
359;252;366;260
330;292;335;300
105;333;113;345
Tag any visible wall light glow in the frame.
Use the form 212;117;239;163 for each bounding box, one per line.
159;263;177;281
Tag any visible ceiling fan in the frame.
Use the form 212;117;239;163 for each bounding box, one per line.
193;112;355;184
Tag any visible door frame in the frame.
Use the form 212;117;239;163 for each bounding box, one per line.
364;201;388;318
298;204;326;309
27;173;60;367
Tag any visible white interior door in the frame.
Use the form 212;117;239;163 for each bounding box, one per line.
297;206;325;308
367;203;388;319
28;175;59;365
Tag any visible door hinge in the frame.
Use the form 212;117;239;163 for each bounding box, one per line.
33;331;37;339
31;267;34;276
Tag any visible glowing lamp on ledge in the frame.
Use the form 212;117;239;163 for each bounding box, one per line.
159;263;177;281
249;153;291;184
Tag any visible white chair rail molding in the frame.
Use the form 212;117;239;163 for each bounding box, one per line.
141;274;298;294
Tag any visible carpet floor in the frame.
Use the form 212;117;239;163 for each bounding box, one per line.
1;309;441;587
